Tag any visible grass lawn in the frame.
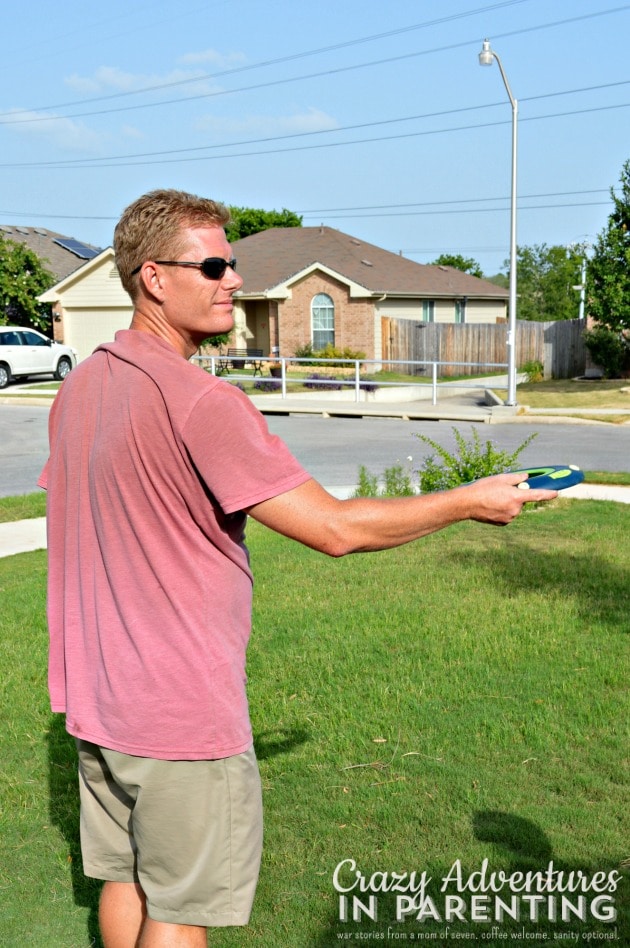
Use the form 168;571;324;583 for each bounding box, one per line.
0;492;47;522
0;499;628;946
517;379;630;410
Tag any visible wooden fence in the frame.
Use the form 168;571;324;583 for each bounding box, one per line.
381;317;587;379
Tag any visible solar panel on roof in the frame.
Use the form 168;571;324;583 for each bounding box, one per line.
53;237;101;259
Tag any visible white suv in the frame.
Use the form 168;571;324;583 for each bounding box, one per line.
0;327;78;388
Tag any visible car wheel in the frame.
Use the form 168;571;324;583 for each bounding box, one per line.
0;363;11;389
55;357;72;381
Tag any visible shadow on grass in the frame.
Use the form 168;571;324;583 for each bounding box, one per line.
448;543;630;634
307;810;628;945
46;714;102;948
254;726;309;761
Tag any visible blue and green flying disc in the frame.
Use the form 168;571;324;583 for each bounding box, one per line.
510;465;585;491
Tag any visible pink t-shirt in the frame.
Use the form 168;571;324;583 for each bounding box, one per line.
39;330;311;760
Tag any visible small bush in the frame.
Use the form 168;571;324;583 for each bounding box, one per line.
415;427;537;493
303;373;344;391
253;379;282;392
352;461;416;498
583;326;628;379
520;359;544;383
353;465;380;497
382;464;416;497
295;342;367;366
294;342;314;364
353;430;537;498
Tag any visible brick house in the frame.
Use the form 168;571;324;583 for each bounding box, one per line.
229;226;509;360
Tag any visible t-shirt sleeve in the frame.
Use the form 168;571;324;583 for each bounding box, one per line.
38;462;49;490
182;385;312;514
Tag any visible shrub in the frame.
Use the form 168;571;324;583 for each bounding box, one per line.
295;342;367;366
316;343;366;362
303;373;344;391
352;462;415;498
352;465;380;497
520;359;544;383
382;464;416;497
415;427;537;494
253;379;282;392
294;342;314;364
583;326;628;378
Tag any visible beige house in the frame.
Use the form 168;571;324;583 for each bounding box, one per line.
39;228;509;364
226;227;507;360
39;248;133;360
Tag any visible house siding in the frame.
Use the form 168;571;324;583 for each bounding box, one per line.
54;260;130;308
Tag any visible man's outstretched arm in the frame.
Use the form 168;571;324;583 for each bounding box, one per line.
247;473;557;558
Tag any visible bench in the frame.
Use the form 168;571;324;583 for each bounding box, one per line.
217;348;264;376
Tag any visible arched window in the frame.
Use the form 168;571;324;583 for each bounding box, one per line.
311;293;335;349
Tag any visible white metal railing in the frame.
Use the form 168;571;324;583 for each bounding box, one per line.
191;355;509;406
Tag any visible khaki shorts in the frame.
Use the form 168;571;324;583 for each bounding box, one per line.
76;740;263;927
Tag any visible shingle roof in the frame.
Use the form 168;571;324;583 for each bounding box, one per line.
0;225;102;283
230;226;508;299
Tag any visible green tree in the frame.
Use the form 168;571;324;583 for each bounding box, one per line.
0;237;54;331
430;253;484;278
225;206;302;242
586;158;630;332
502;243;583;322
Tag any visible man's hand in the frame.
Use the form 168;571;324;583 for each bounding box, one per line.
456;472;558;525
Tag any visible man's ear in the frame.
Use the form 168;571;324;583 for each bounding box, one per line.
137;262;167;302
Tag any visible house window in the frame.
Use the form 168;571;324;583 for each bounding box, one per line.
422;300;435;323
455;299;466;324
312;293;335;349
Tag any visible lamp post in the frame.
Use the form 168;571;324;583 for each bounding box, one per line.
479;38;518;406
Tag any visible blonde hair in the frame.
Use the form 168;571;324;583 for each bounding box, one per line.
114;189;231;298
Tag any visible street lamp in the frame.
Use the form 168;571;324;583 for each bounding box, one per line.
479;38;518;406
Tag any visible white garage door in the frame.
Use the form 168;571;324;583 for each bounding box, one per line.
64;307;133;363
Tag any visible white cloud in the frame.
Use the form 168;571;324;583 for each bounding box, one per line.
64;66;223;98
178;48;247;68
0;108;106;152
120;125;146;141
195;107;340;138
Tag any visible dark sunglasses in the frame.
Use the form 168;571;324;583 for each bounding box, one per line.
131;257;237;280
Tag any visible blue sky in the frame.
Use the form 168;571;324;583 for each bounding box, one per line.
1;0;628;277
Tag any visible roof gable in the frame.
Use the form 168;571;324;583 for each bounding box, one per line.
38;247;127;305
230;226;508;300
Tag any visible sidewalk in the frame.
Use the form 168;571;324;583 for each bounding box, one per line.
2;482;629;559
4;381;630;425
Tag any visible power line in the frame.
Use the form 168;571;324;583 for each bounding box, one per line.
2;100;628;170
302;201;610;221
0;192;611;225
2;79;628;170
2;0;532;116
1;6;628;126
296;189;610;214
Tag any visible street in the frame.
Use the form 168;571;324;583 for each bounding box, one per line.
2;403;630;498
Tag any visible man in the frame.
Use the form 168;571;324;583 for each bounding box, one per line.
40;189;556;947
